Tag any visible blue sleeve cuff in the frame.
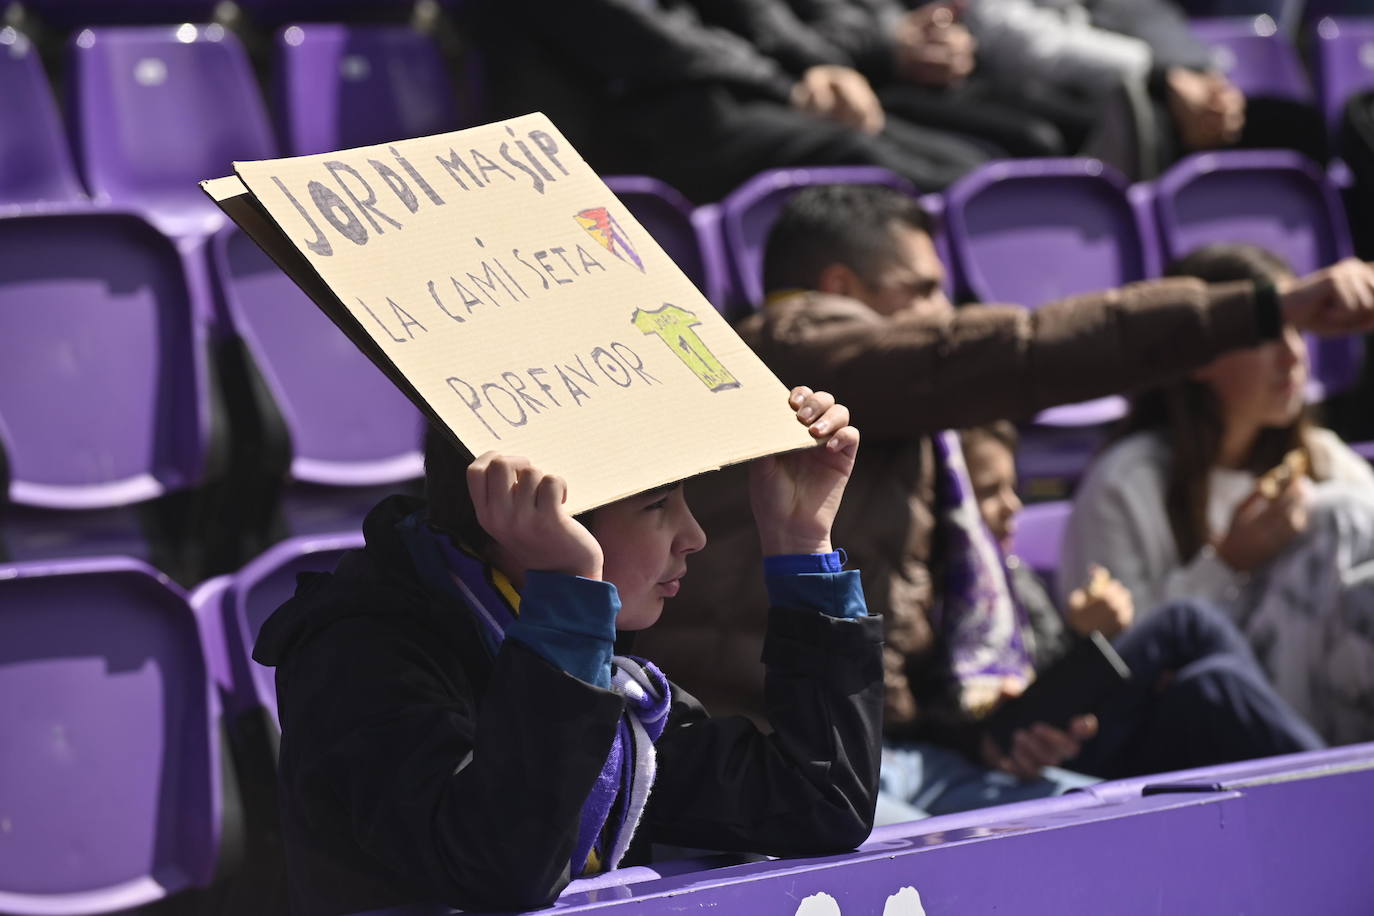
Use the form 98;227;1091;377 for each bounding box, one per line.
763;552;867;620
763;550;846;576
503;571;617;689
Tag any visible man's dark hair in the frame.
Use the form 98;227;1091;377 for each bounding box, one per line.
761;184;933;296
1164;242;1294;284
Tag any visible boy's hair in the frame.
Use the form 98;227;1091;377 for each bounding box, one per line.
1163;243;1294;284
424;425;492;552
762;184;933;296
960;420;1018;456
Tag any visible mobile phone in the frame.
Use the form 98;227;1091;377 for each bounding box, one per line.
983;630;1132;753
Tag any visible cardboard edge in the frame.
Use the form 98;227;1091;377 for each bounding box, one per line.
199;173;466;463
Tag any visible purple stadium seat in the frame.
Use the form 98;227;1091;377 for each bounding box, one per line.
211;224;424;491
1313;17;1374;137
719;165;920;314
943;158;1156;433
276;24;465;157
1011;499;1071;591
0;556;229;913
192;532;361;726
0;208;210;562
944;158;1160;307
1154;149;1362;396
605;175;725;307
69;25;278;237
1190;17;1314;102
0;28;85;207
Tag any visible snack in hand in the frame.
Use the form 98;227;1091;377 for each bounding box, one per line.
1085;565;1112;600
1257;449;1310;500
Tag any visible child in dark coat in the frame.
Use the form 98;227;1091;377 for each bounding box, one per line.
254;387;884;915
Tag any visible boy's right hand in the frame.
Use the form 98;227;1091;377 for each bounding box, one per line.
467;452;603;580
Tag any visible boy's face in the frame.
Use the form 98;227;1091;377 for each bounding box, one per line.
591;484;706;630
966;437;1022;555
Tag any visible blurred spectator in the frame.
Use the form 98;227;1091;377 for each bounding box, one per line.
635;185;1374;814
1062;243;1374;744
963;422;1322;782
477;0;994;202
960;0;1325;173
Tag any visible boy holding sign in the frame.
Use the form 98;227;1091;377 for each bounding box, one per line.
252;387;880;914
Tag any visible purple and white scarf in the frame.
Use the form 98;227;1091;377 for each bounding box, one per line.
930;430;1034;713
398;515;672;876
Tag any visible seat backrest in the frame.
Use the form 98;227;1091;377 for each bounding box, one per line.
276;23;461;157
1154;149;1361;394
0;28;85;207
1313;17;1374;137
1155;149;1352;273
605;175;715;302
944;158;1158;307
720;165;919;312
1011;499;1071;584
211;224;424;487
1190;17;1314;101
0;557;222;910
223;533;363;722
70;25;277;213
0;209;207;510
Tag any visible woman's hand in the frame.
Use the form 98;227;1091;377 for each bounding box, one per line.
749;387;861;557
1214;474;1311;573
467;452;603;580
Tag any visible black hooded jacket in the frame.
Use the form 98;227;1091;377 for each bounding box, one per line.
254;496;884;915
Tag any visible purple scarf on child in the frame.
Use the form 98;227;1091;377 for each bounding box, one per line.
398;515;672;876
930;430;1034;711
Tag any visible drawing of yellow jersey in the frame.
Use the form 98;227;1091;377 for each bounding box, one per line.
632;304;740;392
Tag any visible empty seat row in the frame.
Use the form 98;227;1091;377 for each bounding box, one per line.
0;21;475;229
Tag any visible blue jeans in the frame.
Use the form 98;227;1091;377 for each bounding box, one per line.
875;742;1098;825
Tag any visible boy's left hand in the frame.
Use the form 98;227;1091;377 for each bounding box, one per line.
750;387;860;557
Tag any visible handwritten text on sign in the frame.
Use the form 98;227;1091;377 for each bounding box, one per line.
230;113;811;512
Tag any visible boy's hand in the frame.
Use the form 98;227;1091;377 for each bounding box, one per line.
1066;566;1134;638
467;452;603;580
791;65;886;135
750;387;860;556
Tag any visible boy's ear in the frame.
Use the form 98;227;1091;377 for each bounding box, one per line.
817;262;864;298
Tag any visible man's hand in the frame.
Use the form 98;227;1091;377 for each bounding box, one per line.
467;452;603;580
750;386;860;557
979;678;1098;781
1279;258;1374;335
1066;566;1134;638
791;65;886;135
894;2;976;88
1166;67;1245;150
1214;474;1311;573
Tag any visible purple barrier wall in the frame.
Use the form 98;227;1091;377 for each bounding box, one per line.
351;744;1374;916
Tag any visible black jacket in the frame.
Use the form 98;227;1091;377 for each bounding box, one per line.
254;496;884;915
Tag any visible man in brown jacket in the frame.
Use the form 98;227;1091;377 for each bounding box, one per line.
635;184;1374;818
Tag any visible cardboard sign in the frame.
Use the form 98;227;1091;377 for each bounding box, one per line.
202;113;812;513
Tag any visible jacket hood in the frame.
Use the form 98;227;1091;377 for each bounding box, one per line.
253;494;432;669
